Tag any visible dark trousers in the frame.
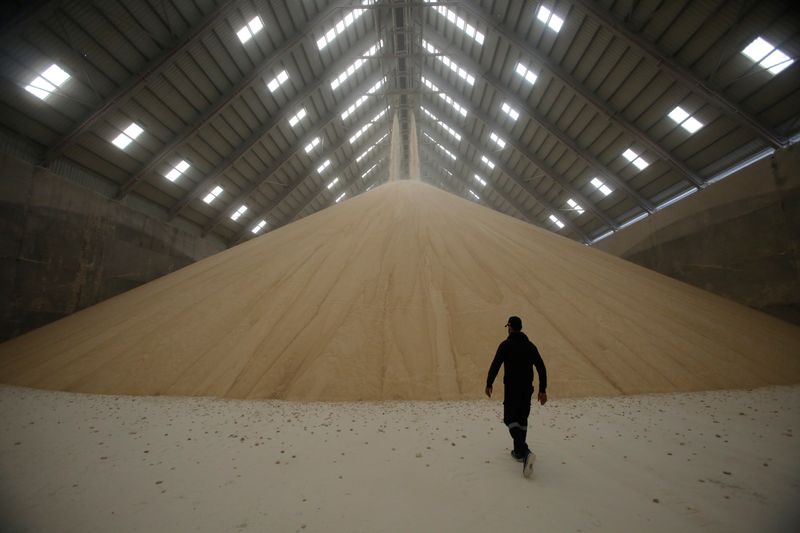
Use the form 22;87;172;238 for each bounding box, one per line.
503;389;532;455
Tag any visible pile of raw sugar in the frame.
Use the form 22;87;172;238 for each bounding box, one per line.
1;181;799;400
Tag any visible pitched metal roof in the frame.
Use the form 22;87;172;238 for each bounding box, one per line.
1;0;797;246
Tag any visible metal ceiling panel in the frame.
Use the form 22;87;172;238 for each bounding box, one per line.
1;0;798;244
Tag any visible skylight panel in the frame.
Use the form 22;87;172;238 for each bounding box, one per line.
443;168;453;176
474;174;487;187
317;159;331;174
421;77;467;116
468;189;480;200
356;132;388;163
420;106;462;141
590;177;612;196
236;16;264;44
327;177;340;189
266;70;289;93
501;102;520;121
667;106;689;123
548;214;565;229
317;2;371;49
622;148;649;170
111;122;144;150
421;40;476;85
230;205;248;221
288;108;307;128
331;41;383;90
251;219;267;234
349;107;388;144
424;1;484;45
480;155;495;170
341;77;385;120
203;185;224;204
566;198;584;215
761;48;793;75
515;63;538;85
489;132;506;149
741;37;794;75
742;37;772;62
25;63;71;100
361;163;379;178
667;105;704;134
536;6;564;33
423;132;456;160
342;95;368;120
335;192;347;203
164;160;190;182
420;106;437;121
682;117;704;134
304;137;321;153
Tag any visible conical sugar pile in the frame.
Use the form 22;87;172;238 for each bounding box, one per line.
1;181;799;400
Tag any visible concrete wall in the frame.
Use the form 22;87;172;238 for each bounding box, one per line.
0;153;226;342
595;144;800;325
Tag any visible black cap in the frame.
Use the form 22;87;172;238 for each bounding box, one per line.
505;316;522;330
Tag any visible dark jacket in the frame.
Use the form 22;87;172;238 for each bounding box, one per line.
486;332;547;395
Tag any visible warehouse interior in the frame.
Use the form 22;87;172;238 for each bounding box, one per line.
0;0;798;343
1;2;800;531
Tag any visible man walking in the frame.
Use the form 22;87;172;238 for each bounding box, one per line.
485;316;547;478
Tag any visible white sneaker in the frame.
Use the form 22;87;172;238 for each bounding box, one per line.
523;451;536;478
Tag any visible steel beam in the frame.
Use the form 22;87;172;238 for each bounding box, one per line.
418;116;591;243
569;0;787;149
286;153;386;225
115;0;361;199
42;0;240;164
229;126;391;245
457;0;705;191
419;141;537;225
187;92;386;225
200;71;386;234
420;59;622;226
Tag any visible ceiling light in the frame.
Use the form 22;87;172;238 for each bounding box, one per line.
230;205;248;221
422;39;476;85
742;37;794;75
111;122;144;150
237;16;264;44
25;63;71;100
421;77;467;116
317;2;371;49
566;198;584;215
331;41;383;90
288;108;307;128
425;1;484;45
622;148;649;170
251;220;267;234
668;105;704;134
548;214;565;229
515;63;538;85
536;6;564;33
590;177;612;196
266;70;289;93
304;137;321;153
203;185;224;204
164;160;190;182
501;102;520;121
